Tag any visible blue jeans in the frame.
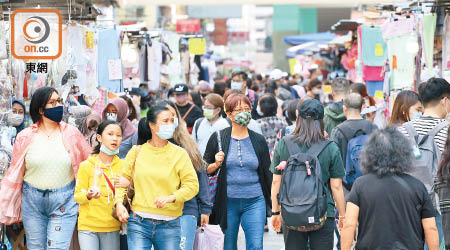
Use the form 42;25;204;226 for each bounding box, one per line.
78;231;120;250
225;196;266;250
127;214;181;250
425;210;444;250
21;181;78;250
180;215;197;250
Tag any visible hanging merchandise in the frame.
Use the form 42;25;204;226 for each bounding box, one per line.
147;41;162;91
442;14;450;82
361;26;387;66
0;23;7;60
386;34;416;90
166;33;183;87
422;14;437;71
189;38;206;55
98;29;122;93
381;16;415;40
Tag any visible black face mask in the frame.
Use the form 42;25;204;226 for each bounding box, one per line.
201;93;207;98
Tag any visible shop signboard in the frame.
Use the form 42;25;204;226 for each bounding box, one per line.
176;19;201;33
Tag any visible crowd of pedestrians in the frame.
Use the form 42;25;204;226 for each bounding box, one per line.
1;69;450;250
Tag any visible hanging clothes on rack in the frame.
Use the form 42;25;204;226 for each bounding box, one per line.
97;29;123;93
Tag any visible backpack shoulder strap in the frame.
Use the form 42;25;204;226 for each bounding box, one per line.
404;121;419;144
194;118;204;140
307;140;332;159
428;120;450;138
283;135;302;157
336;123;353;142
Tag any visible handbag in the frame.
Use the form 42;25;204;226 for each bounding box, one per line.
112;145;141;220
0;224;12;250
193;225;224;250
208;131;222;203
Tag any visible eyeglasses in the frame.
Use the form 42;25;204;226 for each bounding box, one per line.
47;98;63;107
232;108;251;114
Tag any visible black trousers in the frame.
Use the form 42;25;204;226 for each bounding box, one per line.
283;218;335;250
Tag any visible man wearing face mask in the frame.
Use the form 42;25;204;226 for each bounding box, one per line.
7;98;27;137
192;94;230;157
230;71;260;119
398;77;450;250
173;83;203;134
269;69;295;101
324;78;350;136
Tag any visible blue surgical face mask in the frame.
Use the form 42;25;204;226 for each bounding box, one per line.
44;106;63;123
100;144;119;155
411;111;422;120
317;75;323;82
157;124;175;140
174;118;179;128
231;81;243;91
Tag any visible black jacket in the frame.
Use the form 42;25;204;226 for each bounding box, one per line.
204;127;272;230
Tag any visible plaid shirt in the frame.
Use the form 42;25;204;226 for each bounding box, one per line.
256;116;288;156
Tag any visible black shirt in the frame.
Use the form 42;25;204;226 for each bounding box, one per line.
347;173;435;250
176;103;203;129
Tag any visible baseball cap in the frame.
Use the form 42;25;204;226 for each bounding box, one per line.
298;99;324;120
270;69;283;81
173;83;189;94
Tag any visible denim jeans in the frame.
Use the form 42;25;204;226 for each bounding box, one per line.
425;210;444;250
224;196;266;250
21;181;78;250
180;215;198;250
127;213;181;250
78;231;120;250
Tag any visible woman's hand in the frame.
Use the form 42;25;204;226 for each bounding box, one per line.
271;214;282;232
215;151;225;167
115;203;129;223
112;175;131;188
201;214;210;227
154;195;176;208
87;189;101;200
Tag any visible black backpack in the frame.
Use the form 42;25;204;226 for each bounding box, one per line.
279;135;331;232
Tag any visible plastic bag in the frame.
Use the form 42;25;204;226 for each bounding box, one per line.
193;225;224;250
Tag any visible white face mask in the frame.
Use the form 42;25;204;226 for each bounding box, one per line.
106;113;118;122
7;113;24;127
313;88;322;95
169;97;177;104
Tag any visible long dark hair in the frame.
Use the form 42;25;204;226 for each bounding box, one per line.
93;120;123;154
137;104;169;145
29;87;58;123
390;90;421;125
438;126;450;179
293;117;325;147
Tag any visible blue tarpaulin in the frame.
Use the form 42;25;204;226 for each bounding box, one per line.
283;32;337;45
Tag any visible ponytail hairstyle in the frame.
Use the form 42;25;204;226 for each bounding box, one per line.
158;100;205;172
92;120;123;154
137;104;169;145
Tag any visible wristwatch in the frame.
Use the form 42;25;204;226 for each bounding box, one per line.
272;211;281;215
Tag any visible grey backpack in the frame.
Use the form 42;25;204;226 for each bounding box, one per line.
279;135;331;232
404;120;450;208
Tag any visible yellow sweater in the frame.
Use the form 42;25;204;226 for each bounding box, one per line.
74;155;122;232
115;142;199;217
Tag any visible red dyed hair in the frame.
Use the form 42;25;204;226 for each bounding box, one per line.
225;93;251;113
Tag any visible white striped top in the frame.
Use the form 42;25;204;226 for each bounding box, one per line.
398;117;449;153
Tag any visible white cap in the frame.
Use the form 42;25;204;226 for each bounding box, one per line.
281;72;288;77
270;69;283;81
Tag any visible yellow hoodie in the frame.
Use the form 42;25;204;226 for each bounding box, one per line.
74;155;122;232
115;142;199;217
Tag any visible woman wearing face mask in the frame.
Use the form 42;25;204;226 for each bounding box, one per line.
102;98;137;159
193;93;230;157
75;121;124;250
114;104;199;250
0;87;91;249
203;93;272;250
7;98;27;137
390;90;424;126
306;78;323;101
142;100;213;250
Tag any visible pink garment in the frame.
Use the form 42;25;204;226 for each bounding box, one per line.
0;122;91;225
381;16;415;40
102;97;137;140
362;65;384;81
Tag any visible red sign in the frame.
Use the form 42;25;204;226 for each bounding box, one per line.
176;19;200;33
214;19;227;46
